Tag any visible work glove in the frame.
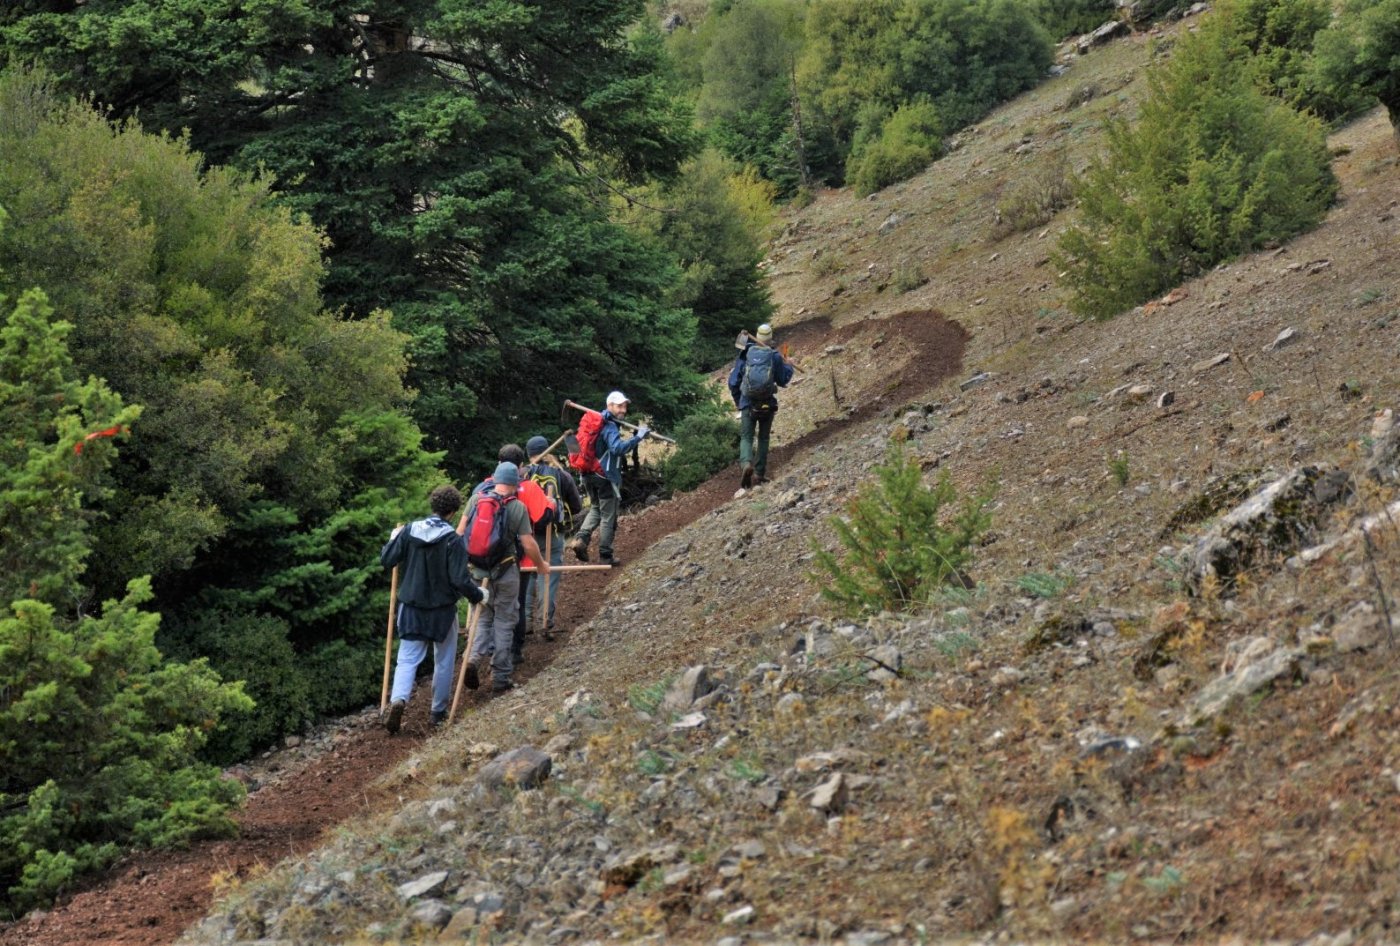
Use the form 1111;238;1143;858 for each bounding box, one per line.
637;425;651;440
478;588;491;607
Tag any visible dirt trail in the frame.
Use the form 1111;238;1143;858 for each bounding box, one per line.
0;309;964;946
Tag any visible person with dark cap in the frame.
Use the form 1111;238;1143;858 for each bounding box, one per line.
522;434;583;636
570;390;649;567
728;323;794;488
459;462;550;693
380;484;488;733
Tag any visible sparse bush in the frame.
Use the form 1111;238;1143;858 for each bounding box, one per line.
658;400;739;493
1055;8;1337;318
1017;571;1072;598
848;101;945;196
994;156;1076;236
811;445;995;615
893;262;930;293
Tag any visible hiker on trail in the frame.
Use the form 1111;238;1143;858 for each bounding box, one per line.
474;443;562;664
570;390;650;567
728;323;794;488
522;434;583;636
459;462;550;694
380;485;488;734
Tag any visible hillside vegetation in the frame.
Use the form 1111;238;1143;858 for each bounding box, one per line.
162;9;1400;946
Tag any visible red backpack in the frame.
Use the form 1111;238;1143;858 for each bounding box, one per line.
465;493;518;569
569;410;605;476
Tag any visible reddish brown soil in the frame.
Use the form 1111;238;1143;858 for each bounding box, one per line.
0;309;964;946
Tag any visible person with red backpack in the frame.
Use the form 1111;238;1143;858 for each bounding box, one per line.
458;462;550;694
728;323;794;488
379;485;488;734
569;390;650;567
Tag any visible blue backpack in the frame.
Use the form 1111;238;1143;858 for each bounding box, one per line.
741;345;778;401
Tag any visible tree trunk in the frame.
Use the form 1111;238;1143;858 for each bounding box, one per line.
789;57;811;188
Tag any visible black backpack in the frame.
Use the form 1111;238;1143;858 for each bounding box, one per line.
741;345;778;401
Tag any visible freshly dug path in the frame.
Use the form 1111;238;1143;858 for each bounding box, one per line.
0;310;964;946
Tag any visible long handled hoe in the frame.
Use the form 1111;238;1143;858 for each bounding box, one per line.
380;565;399;713
448;578;491;724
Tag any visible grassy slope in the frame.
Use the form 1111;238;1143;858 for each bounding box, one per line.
185;15;1400;945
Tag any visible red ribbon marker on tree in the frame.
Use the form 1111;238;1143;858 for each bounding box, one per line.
73;425;128;455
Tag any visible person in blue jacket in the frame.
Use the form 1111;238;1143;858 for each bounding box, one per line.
570;390;650;567
728;323;794;488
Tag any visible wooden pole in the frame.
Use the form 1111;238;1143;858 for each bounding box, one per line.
532;432;570;464
562;400;677;444
380;564;399;713
520;564;615;572
448;578;491;724
541;524;552;635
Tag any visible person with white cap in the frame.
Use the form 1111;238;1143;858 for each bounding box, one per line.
459;462;549;693
570;390;650;567
728;323;794;487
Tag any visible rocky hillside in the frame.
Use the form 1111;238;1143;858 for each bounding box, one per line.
182;16;1400;946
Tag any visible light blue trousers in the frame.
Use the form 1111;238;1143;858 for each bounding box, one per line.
390;627;458;716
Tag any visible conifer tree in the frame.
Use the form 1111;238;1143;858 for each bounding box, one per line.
0;288;251;915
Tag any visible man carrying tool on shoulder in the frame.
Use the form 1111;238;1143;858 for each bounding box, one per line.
570;391;650;567
380;485;488;734
729;323;794;488
459;462;550;694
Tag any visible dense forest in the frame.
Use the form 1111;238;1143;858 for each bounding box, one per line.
2;0;1397;917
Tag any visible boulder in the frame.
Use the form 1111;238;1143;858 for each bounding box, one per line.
660;665;714;714
478;747;552;791
1182;467;1335;592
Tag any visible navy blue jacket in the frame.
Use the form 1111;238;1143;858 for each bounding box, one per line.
596;411;646;486
728;342;794;411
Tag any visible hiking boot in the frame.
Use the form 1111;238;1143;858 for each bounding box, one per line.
430;710;447;728
464;660;480;691
385;700;405;735
493;680;516;694
570;538;590;562
740;464;755;489
601;556;622;568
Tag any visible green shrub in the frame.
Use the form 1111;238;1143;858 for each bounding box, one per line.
659;402;740;493
848;101;945;195
1034;0;1117;40
1055;8;1336;318
1308;0;1400;133
811;445;995;615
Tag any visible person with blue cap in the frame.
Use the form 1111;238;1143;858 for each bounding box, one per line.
458;462;550;693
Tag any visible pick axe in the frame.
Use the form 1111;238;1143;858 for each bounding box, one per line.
562;399;677;445
735;330;805;373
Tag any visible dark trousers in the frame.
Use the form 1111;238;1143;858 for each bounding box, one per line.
740;407;775;478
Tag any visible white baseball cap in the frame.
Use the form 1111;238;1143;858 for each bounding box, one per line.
606;390;630;405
